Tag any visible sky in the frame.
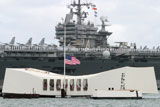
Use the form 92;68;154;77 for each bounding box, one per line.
0;0;160;48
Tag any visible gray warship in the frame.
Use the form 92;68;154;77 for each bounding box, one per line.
0;0;160;90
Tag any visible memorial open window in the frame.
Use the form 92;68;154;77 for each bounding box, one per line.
43;79;47;91
76;79;81;91
56;79;61;91
70;79;74;91
50;79;54;91
83;79;88;91
63;79;68;90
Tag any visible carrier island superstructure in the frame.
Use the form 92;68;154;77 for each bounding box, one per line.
0;0;160;90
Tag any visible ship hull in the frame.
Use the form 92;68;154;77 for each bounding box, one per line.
0;57;160;89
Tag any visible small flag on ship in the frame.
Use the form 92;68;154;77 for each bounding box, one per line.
90;3;98;17
65;56;80;65
90;4;97;10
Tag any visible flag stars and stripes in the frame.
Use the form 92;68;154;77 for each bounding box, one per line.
65;56;80;65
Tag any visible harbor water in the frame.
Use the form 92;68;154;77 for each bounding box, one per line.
0;92;160;107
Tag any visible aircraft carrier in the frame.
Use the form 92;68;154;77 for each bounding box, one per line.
1;0;160;90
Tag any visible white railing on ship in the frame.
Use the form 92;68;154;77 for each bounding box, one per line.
1;45;160;55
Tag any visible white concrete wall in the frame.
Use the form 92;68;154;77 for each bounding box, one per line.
3;69;42;94
125;67;158;94
2;67;158;96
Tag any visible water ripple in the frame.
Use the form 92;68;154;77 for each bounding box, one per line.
0;93;160;107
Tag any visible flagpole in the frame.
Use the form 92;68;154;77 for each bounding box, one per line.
64;23;66;88
61;22;66;98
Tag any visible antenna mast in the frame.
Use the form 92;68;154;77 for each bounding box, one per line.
70;0;90;25
77;0;81;24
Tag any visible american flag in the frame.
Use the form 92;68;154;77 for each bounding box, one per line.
65;56;80;65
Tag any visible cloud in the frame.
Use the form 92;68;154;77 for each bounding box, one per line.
108;24;127;44
0;0;69;44
151;6;160;13
94;0;118;13
0;0;160;48
103;0;160;48
0;0;10;6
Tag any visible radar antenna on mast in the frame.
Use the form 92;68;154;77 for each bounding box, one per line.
69;0;91;24
99;16;111;32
